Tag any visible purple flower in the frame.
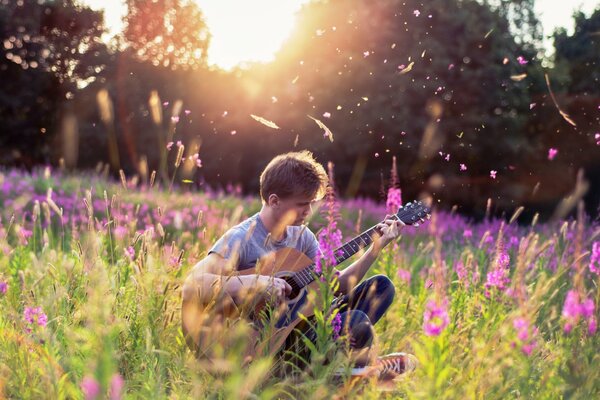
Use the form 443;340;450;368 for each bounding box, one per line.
517;56;528;65
485;249;510;296
125;246;135;261
423;298;449;336
589;317;597;336
562;290;581;322
547;148;558;160
332;313;342;340
581;298;595;318
110;373;125;400
316;222;343;273
316;181;343;274
512;316;538;356
386;187;403;215
454;261;469;288
24;306;48;331
490;170;497;179
0;281;7;295
81;376;101;400
561;290;596;334
397;268;411;284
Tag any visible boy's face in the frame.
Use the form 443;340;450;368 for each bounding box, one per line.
272;194;316;226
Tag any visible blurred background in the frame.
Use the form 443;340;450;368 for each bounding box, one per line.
0;0;599;220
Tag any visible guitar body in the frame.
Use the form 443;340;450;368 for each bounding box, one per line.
182;247;322;366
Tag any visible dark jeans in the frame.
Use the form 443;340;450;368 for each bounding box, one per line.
281;275;395;366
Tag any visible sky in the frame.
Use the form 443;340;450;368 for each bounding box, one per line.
82;0;599;70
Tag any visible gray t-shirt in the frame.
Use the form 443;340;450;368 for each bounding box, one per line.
208;213;321;271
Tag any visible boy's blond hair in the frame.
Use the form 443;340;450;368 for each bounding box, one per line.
259;151;328;202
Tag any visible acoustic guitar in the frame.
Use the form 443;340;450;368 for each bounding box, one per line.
182;201;431;367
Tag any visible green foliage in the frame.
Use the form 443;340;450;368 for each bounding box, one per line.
1;170;599;398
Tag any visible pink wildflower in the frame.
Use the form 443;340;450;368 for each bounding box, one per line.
561;290;595;334
484;250;510;297
423;298;450;336
0;281;7;295
413;10;421;17
529;103;536;109
547;148;558;160
110;373;125;400
589;317;597;335
332;313;342;340
490;170;497;179
386;187;403;214
512;316;538;355
323;112;331;118
463;229;472;238
454;261;469;288
459;163;467;171
166;142;174;150
24;306;48;331
81;376;101;400
125;246;135;261
397;268;411;284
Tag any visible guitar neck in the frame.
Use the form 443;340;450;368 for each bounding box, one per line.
292;214;404;289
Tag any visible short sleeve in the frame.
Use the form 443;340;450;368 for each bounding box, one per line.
303;229;321;262
208;228;247;263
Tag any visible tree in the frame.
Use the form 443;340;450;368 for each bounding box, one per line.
0;0;106;165
122;0;211;70
252;0;539;208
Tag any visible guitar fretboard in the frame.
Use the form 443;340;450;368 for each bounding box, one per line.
288;213;407;290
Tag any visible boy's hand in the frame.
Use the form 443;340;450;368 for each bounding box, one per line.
372;215;405;254
257;275;292;303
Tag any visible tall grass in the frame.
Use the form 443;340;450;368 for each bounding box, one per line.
0;167;598;398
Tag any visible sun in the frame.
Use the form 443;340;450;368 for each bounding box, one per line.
200;0;307;70
83;0;309;70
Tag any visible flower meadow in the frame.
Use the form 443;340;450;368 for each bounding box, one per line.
0;166;599;399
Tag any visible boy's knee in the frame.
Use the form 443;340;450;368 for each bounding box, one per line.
371;274;395;300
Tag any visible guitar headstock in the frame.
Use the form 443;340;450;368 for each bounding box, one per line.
395;201;431;226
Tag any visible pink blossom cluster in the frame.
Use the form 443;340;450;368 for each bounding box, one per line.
423;298;450;336
397;268;411;284
24;306;48;332
454;261;470;288
331;312;342;340
81;373;124;400
316;220;343;274
512;317;538;356
386;187;403;215
484;251;510;297
562;290;596;335
0;280;7;295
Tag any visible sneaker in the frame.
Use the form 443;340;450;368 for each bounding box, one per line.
375;352;417;380
335;352;417;380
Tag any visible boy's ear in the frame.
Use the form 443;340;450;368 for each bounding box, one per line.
267;194;280;207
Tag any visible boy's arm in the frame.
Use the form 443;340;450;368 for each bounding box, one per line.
181;253;291;309
335;217;404;294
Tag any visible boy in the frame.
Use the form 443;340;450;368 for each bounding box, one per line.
182;150;416;379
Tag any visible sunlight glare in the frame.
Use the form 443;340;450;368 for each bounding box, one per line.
199;0;308;70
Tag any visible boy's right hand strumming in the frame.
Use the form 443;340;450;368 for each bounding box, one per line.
255;275;292;304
